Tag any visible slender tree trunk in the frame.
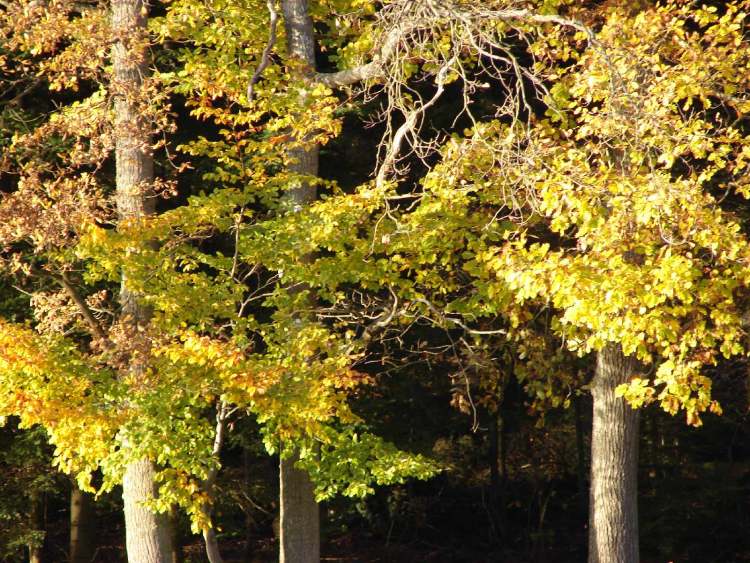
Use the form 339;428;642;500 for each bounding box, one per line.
242;448;255;560
278;1;321;562
70;483;95;563
170;510;183;563
200;405;228;563
112;1;173;561
28;490;44;563
202;528;223;563
588;344;640;563
574;394;588;504
487;407;506;541
489;408;499;494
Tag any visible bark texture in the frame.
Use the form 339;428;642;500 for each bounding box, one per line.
278;2;320;562
280;0;319;205
280;450;320;563
123;460;173;563
112;0;155;226
70;483;95;563
588;344;640;563
112;1;173;562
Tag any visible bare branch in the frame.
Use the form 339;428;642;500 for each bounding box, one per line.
313;17;420;88
247;0;279;103
375;58;453;188
57;272;109;342
313;2;595;89
414;298;507;336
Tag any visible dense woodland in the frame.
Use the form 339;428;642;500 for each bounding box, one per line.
1;0;750;561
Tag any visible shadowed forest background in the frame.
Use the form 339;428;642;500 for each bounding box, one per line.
3;362;750;562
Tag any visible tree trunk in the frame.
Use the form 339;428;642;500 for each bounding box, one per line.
170;510;183;563
489;408;499;493
280;451;320;563
574;394;588;506
278;1;321;562
588;344;640;563
242;448;256;560
202;528;223;563
200;407;229;563
487;407;507;542
70;483;95;563
123;460;174;563
28;490;44;563
112;1;173;561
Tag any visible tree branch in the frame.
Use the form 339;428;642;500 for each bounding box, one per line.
313;16;415;88
312;4;595;89
247;0;279;102
414;298;507;336
57;272;109;342
314;62;380;88
375;58;453;187
200;401;230;563
23;264;111;345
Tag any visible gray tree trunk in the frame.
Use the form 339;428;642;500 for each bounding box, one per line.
278;1;320;562
122;460;173;563
588;344;640;563
112;1;173;561
70;483;95;563
280;451;320;563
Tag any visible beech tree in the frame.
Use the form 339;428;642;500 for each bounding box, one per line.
241;1;750;562
363;2;749;561
112;0;175;559
3;0;750;561
496;4;750;560
0;0;175;559
1;0;438;560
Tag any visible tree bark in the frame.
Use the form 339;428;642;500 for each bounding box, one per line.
70;483;95;563
123;460;174;563
278;2;321;561
280;450;320;563
111;1;173;561
588;344;640;563
242;447;256;560
202;527;223;563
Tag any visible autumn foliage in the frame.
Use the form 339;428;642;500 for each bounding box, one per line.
1;0;750;560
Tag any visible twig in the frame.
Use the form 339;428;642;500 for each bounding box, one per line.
414;298;506;336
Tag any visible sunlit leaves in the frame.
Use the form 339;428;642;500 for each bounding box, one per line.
0;322;122;486
299;428;440;501
489;0;750;424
